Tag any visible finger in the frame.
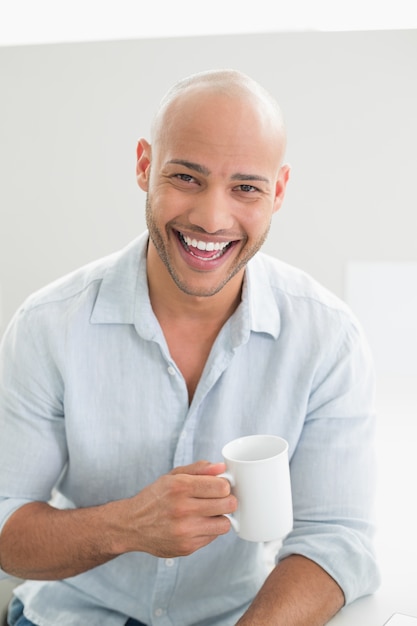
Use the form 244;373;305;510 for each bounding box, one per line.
167;473;231;500
165;515;232;556
195;514;233;539
171;461;226;477
202;494;238;518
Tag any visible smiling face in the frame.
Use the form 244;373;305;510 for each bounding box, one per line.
137;80;289;303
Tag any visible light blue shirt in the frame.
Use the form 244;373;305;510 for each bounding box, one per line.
0;232;380;625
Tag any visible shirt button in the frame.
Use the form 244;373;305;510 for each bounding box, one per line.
165;558;174;567
167;365;176;376
155;608;164;617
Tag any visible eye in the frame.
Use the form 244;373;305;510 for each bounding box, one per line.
235;184;259;193
174;173;197;184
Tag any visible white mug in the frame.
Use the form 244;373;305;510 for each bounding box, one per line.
221;434;293;542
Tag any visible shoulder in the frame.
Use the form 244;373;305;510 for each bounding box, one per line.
248;253;363;343
252;252;350;312
21;236;145;316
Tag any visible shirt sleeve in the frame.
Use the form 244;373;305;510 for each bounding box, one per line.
278;311;381;604
0;305;68;577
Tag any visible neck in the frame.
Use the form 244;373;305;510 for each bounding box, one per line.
146;244;243;325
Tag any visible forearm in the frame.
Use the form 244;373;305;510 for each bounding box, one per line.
0;501;124;580
0;462;233;581
237;554;345;626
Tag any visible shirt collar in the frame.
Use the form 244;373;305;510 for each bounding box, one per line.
244;253;281;340
91;234;281;341
90;232;150;326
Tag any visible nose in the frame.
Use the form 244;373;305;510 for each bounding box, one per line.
187;187;235;234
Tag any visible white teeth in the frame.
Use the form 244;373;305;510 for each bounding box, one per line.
183;234;229;251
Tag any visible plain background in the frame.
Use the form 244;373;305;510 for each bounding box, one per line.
1;28;417;621
1;29;416;332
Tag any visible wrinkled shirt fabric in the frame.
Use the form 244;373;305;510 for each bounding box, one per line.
0;233;380;625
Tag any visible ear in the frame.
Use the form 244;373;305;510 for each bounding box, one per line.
136;139;151;191
273;164;290;214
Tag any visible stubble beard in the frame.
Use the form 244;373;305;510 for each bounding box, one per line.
145;195;271;298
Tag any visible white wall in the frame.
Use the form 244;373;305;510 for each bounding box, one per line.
1;31;417;612
1;30;416;333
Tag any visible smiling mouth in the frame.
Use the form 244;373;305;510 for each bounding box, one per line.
177;231;234;260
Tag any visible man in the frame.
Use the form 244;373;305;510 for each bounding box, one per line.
0;69;379;625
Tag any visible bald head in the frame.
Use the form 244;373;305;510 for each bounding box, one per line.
151;69;287;159
137;68;291;299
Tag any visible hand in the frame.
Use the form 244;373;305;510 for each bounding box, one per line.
0;462;235;581
117;461;237;558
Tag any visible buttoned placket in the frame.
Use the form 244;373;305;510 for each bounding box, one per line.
149;556;179;625
150;341;240;624
148;354;188;625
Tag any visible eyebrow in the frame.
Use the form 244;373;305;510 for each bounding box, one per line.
167;159;270;184
230;173;270;184
167;159;210;176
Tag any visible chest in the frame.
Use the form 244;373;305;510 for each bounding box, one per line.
162;322;221;403
62;326;312;507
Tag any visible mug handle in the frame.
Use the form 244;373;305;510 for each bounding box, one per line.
218;471;240;533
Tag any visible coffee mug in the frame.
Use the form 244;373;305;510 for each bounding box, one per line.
220;434;293;542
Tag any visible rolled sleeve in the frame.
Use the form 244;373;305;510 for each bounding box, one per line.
0;306;68;575
279;315;380;604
